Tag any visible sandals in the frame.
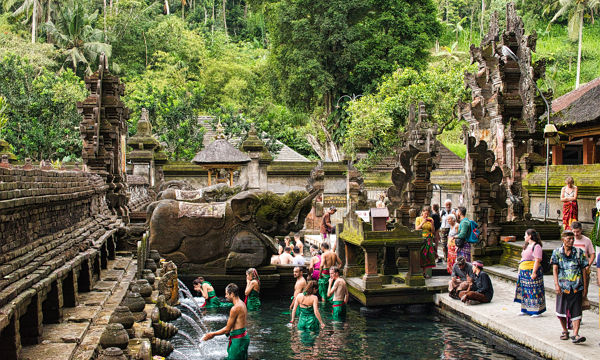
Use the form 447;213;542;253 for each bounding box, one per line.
560;331;569;340
571;335;586;344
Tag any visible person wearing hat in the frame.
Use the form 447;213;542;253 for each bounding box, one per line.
459;260;494;305
320;206;337;251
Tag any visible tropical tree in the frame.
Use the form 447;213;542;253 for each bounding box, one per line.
43;0;112;75
434;41;467;61
545;0;600;88
4;0;44;43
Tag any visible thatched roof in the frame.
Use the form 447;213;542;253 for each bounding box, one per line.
191;139;250;164
550;77;600;126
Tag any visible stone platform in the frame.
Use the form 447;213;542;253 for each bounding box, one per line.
434;277;600;360
499;240;562;269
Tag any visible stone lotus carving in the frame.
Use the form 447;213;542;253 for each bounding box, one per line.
157;181;249;203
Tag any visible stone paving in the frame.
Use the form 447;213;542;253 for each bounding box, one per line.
435;275;600;360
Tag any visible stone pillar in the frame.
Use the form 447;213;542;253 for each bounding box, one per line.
127;109;160;186
361;246;382;289
583;137;594;164
42;279;63;324
343;242;361;277
0;139;17;164
396;247;409;271
62;269;79;308
0;312;22;359
240;124;272;191
405;243;425;286
78;259;93;292
382;247;398;275
20;293;44;345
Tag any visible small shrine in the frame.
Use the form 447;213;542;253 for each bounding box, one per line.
126;108;166;187
191;121;250;186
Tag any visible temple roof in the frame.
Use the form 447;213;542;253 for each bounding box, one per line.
551;77;600;126
191;138;250;164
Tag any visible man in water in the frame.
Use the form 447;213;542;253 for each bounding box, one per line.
318;242;342;302
279;246;294;265
294;233;304;255
202;283;250;359
327;266;348;320
290;267;307;317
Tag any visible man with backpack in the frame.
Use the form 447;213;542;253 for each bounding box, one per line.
454;206;473;262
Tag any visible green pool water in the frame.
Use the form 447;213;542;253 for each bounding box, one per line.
171;296;517;360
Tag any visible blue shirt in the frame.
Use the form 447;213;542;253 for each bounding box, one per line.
550;245;589;293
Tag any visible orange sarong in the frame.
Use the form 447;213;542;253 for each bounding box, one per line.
562;201;578;230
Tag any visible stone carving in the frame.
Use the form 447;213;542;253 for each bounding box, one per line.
388;102;439;225
306;160;325;192
156;261;180;306
157;181;249;203
156;294;182;321
147;189;319;271
151;338;174;357
100;324;129;350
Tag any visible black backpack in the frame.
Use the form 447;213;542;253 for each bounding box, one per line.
534;244;551;274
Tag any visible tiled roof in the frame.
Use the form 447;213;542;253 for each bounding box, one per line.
551;77;600;125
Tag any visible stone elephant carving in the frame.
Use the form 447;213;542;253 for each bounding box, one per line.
156;181;249;203
146;189;319;271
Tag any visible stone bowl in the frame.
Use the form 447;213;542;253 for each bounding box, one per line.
100;324;129;350
109;306;135;330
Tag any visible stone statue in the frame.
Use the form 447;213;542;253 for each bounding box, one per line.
156;261;179;306
146;189;319;271
157;181;249;203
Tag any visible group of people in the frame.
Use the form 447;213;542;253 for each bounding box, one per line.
273;233;306;265
200;242;348;359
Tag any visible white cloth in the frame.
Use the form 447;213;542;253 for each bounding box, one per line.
440;208;456;229
448;223;459;238
293;255;306;265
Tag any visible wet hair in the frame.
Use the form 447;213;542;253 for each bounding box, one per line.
330;266;340;275
432;204;439;212
226;283;239;297
284;236;291;242
322;243;330;250
293;246;300;253
561;230;575;239
294;233;300;239
565;176;574;186
294;266;303;274
422;206;431;214
246;268;260;284
457;206;467;216
523;229;543;251
303;280;318;295
284;246;291;253
571;221;582;230
192;277;204;285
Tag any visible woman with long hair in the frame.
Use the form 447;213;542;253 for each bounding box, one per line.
245;268;261;311
415;206;436;278
291;280;325;330
561;176;578;230
514;229;546;317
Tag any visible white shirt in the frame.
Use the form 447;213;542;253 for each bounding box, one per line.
293;255;306;265
440;208;456;229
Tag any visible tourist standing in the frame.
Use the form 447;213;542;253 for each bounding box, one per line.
308;245;321;281
320;206;337;251
432;204;442;263
245;268;261;311
376;194;386;208
294;233;304;256
291;280;325;330
318;243;342;302
202;283;250;359
290;267;307;318
440;200;456;261
459;261;493;305
415;206;436;278
279;236;292;255
571;221;595;309
446;214;460;274
454;206;472;262
194;277;227;308
448;256;474;299
279;247;294;265
551;230;589;343
327;266;349;320
514;229;546;317
560;176;578;230
292;246;305;265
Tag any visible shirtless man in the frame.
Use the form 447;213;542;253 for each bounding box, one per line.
279;246;294;265
318;242;342;302
327;266;349;320
294;233;304;255
290;267;307;317
202;283;250;359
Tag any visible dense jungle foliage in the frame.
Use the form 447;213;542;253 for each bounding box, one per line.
0;0;598;167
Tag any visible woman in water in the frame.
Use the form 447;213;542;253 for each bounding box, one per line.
193;277;231;308
245;268;261;310
415;206;436;278
291;280;325;330
560;176;578;230
308;245;321;280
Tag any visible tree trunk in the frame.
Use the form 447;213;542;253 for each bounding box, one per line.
576;10;583;89
182;1;185;20
104;0;107;42
222;0;227;36
165;0;170;14
204;6;207;24
31;0;37;44
211;1;215;35
244;3;248;19
480;0;486;36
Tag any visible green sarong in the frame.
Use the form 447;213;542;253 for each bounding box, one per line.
297;306;319;331
318;268;332;302
332;300;346;320
227;327;249;360
245;289;260;311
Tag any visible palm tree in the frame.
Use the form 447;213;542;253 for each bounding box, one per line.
447;16;467;43
43;0;111;75
434;42;467;62
545;0;600;88
4;0;44;43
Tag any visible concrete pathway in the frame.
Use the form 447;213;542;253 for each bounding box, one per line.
434;276;600;360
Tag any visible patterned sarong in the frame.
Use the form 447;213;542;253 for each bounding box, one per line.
514;261;546;315
562;201;578;230
420;233;437;269
447;238;457;274
456;242;471;263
